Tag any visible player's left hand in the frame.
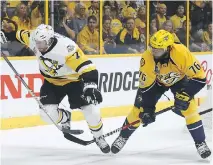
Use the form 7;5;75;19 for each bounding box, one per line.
174;91;191;111
83;82;103;105
139;111;156;127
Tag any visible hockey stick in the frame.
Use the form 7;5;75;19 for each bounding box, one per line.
64;106;213;146
1;52;83;135
63;105;175;145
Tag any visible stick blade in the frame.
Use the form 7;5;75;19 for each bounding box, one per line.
63;133;94;146
62;128;84;135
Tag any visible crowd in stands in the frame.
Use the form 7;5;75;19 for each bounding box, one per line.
1;0;212;56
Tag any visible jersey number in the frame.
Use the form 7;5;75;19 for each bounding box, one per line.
139;72;146;81
189;62;201;74
72;52;80;59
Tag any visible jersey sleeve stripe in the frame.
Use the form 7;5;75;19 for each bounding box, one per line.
191;78;206;84
40;70;66;79
76;60;93;72
19;30;25;43
78;64;96;74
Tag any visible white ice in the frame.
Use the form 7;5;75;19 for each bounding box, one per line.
1;111;212;165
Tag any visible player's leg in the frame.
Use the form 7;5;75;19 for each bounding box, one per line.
65;81;110;153
111;83;167;154
171;84;211;159
39;80;71;128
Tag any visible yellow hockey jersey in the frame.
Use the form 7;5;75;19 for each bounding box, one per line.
139;43;205;89
16;30;96;86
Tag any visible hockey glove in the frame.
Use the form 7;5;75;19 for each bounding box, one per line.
139;110;156;127
83;82;102;105
174;91;191;111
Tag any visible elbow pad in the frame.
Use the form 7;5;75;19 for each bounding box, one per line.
80;69;99;85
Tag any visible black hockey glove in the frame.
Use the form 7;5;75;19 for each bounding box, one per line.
139;109;156;127
83;82;103;105
174;91;191;111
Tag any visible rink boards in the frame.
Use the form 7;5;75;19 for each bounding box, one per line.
0;53;212;129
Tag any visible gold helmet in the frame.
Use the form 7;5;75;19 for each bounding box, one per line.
150;30;174;49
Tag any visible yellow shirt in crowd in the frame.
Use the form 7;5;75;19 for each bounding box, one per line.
111;19;123;36
77;25;99;52
202;31;212;45
135;18;146;29
12;16;31;30
170;14;186;30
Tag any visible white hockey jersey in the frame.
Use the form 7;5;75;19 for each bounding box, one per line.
16;30;96;86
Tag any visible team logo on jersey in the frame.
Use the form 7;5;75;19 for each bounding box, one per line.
140;58;145;67
39;56;63;76
67;45;75;52
163;35;169;41
157;72;181;85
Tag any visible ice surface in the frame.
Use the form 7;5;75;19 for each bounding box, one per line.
1;112;212;165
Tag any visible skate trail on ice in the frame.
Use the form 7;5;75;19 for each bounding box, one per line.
1;112;212;165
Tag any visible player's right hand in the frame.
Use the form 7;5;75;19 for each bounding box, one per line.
139;111;156;127
83;82;103;105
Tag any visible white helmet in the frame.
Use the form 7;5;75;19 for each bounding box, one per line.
34;24;54;44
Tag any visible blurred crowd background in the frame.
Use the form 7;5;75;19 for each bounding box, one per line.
1;0;212;56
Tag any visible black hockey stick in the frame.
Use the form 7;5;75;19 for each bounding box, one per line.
64;106;213;146
1;52;83;135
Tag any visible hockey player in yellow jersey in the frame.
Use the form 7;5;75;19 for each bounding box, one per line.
111;30;211;159
2;24;110;153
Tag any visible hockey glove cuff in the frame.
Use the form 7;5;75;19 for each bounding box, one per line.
174;91;191;111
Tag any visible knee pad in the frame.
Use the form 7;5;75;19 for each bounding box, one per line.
180;99;201;125
81;104;103;137
40;104;68;124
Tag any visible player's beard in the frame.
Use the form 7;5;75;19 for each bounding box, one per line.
151;48;167;60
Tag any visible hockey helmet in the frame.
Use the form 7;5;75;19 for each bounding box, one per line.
34;24;54;44
150;30;174;49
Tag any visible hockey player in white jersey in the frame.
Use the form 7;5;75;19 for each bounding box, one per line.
1;24;110;153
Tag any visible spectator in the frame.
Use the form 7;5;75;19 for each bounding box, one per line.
127;1;138;10
135;5;146;35
110;9;123;36
202;23;212;50
152;3;168;30
150;1;159;16
103;1;119;11
88;0;99;19
54;4;75;40
70;3;87;39
77;15;99;54
63;1;91;19
162;20;180;42
11;2;31;30
204;1;212;27
88;0;100;29
115;17;143;54
1;18;34;56
1;1;9;19
170;4;186;32
190;1;206;33
122;5;137;19
102;15;116;54
103;6;111;17
150;19;157;36
30;1;43;29
176;20;203;52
